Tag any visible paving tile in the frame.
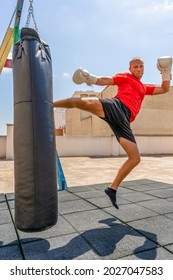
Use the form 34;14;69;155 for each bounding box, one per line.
0;223;18;246
90;183;110;191
0;245;23;260
104;204;157;222
116;188;137;195
92;183;136;194
122;184;158;192
68;186;95;193
119;192;155;203
8;208;14;220
144;182;173;189
121;180;144;186
145;188;173;199
164;244;173;254
58;190;80;202
121;247;173;260
87;196;130;209
0;202;8;211
6;193;15;209
59;199;96;215
74;190;104;199
165;213;173;220
0;194;5;201
5;193;14;200
137;199;173;214
80;221;157;260
128;216;173;246
0;194;8;210
7;200;14;209
64;210;115;232
121;179;159;187
0;210;12;225
22;233;101;260
17;215;76;241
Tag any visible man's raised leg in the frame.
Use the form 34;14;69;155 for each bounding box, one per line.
53;97;105;118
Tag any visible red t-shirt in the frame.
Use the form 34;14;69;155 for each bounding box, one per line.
113;72;155;122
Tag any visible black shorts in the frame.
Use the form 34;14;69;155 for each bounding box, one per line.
99;98;136;143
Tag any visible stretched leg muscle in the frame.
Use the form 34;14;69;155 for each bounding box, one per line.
53;97;105;118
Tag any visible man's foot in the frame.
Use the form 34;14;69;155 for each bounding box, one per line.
105;187;119;209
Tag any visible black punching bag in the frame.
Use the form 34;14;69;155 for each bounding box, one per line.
13;28;58;232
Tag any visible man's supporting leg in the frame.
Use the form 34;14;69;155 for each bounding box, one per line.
53;97;105;118
110;137;141;190
105;137;140;208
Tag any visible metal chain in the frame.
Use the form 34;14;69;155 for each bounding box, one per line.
25;0;39;33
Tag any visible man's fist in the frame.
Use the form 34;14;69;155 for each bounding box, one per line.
157;56;172;81
72;68;97;85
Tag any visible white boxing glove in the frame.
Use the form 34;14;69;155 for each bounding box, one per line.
72;67;97;85
157;56;172;81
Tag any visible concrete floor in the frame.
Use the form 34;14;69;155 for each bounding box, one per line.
1;155;173;193
1;156;173;260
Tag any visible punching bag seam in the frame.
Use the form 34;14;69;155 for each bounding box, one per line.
14;100;53;105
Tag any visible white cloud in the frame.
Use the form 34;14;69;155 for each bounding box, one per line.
93;0;173;22
133;0;173;19
62;72;70;78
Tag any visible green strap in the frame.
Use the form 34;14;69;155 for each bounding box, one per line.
14;27;19;44
14;0;24;43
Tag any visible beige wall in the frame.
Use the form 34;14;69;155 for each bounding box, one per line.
0;136;6;159
6;124;14;160
66;109;112;136
66;86;173;137
131;92;173;135
56;135;173;157
1;86;173;159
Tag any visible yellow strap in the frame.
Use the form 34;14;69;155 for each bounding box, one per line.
0;27;13;73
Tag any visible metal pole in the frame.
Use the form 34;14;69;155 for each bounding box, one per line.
14;0;25;43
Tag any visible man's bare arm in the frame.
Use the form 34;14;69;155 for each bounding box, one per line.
95;76;114;86
153;80;170;95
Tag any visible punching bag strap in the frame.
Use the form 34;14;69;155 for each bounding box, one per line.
17;41;23;59
23;28;47;60
16;28;40;59
16;28;46;60
39;44;46;59
25;0;39;34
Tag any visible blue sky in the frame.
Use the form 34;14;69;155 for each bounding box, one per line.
0;0;173;134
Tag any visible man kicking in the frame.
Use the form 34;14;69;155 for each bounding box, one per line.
53;56;172;209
